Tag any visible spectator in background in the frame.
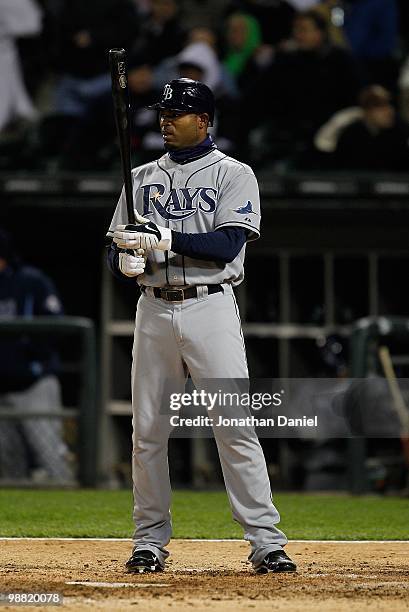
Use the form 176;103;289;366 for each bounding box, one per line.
0;0;42;134
332;85;409;171
35;0;138;169
343;0;399;91
179;0;231;31
398;54;409;123
277;10;362;126
132;0;151;17
246;9;362;167
311;0;348;48
177;40;234;94
313;103;363;162
129;0;186;69
0;228;73;483
223;13;263;84
173;42;227;93
228;0;296;47
187;26;219;49
49;53;160;169
397;0;409;54
52;0;138;118
286;0;319;8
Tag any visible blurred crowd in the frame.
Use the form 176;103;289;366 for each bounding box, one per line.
2;0;409;172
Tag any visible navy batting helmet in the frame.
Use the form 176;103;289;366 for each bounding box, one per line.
147;78;215;126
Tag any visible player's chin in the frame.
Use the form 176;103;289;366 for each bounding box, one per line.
163;139;179;150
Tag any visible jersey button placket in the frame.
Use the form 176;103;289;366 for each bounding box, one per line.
173;169;181;188
168;170;182;285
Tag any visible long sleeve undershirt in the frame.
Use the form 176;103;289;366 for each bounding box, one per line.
170;227;247;263
107;226;247;281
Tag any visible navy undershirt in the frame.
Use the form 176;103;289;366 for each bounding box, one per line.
171;227;246;263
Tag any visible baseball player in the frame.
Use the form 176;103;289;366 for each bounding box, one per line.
107;78;296;575
0;228;73;482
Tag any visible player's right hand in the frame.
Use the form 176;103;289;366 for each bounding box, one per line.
113;222;160;250
113;222;172;251
119;251;145;277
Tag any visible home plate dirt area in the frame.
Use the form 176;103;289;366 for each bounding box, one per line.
1;540;408;611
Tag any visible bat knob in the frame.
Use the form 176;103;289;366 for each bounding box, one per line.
109;47;125;56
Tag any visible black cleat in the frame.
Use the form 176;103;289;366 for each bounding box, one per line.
256;550;297;574
125;549;163;574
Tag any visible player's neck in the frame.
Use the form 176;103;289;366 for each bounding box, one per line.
167;135;217;165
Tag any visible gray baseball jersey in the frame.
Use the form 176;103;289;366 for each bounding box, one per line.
107;149;261;287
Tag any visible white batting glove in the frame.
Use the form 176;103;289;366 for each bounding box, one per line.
118;251;146;277
113;221;172;251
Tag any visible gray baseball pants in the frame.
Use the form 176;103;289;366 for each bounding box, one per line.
130;284;287;569
0;376;73;481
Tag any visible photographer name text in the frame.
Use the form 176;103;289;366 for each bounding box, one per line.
169;415;318;428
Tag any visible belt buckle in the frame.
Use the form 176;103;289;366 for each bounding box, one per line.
162;288;184;302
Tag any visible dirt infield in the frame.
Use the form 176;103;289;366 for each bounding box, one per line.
1;540;408;611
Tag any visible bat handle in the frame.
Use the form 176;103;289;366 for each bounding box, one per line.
126;248;145;258
137;248;147;261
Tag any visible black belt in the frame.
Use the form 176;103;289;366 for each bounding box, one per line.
141;284;223;302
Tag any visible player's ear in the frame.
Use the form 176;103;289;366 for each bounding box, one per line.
197;113;209;129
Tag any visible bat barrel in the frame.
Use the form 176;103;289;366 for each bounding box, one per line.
109;47;135;225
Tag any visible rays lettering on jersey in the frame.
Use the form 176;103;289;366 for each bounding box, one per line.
141;184;217;220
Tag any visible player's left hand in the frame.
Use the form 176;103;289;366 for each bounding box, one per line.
119;251;146;277
113;221;172;251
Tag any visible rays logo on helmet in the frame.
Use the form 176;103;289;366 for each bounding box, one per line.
233;201;257;215
163;84;173;100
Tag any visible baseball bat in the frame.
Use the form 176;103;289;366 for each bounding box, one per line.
109;48;136;226
378;345;409;466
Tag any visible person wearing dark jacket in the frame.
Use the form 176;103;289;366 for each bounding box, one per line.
240;10;364;164
129;0;186;69
52;0;139;116
334;85;409;171
343;0;399;91
269;11;363;142
0;229;73;482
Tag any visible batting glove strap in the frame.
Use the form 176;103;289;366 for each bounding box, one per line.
155;225;172;251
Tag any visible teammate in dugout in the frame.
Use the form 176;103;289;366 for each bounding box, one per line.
106;78;296;575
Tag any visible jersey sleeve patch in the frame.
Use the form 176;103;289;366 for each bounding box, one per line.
232;201;259;216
